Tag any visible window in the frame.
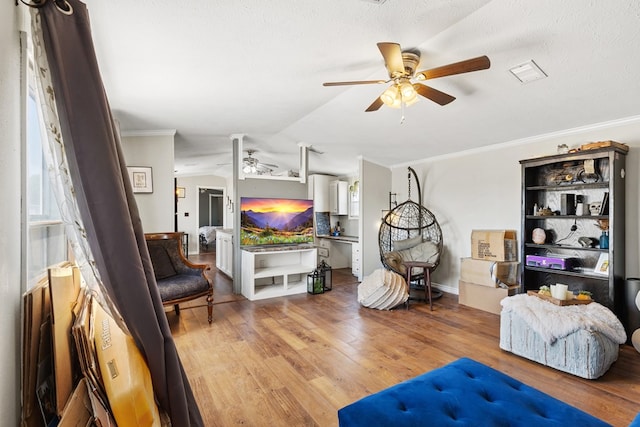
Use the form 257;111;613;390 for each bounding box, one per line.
23;34;68;287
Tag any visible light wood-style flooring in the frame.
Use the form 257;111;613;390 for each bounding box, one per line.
171;254;640;426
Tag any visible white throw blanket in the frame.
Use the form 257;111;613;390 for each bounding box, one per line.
501;294;626;345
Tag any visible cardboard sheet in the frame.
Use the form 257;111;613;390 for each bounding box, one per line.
58;378;92;427
92;297;161;427
49;266;82;415
22;278;51;427
72;290;116;427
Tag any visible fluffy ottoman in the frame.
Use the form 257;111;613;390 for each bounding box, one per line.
500;294;626;379
338;357;610;426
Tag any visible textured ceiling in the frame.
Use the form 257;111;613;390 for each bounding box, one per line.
83;0;640;177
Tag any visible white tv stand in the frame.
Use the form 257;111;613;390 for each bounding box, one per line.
241;246;317;301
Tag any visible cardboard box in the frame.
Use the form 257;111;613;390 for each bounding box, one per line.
458;280;519;315
471;230;517;262
460;258;519;288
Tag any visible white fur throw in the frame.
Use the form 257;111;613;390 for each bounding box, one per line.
501;294;626;345
357;269;408;310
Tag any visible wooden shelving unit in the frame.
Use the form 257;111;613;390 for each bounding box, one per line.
241;246;317;301
520;147;627;315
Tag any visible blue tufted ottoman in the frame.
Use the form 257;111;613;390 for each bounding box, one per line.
338;358;610;426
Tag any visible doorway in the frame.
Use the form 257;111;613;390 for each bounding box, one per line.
197;187;224;253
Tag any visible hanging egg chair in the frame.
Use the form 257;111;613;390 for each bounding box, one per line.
378;167;443;278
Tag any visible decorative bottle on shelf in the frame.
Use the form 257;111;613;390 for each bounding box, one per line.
600;231;609;249
576;195;584;216
533;203;538;216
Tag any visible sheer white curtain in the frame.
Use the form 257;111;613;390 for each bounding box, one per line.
29;5;117;320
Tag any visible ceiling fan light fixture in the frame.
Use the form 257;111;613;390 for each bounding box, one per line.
399;81;417;103
389;88;403;109
381;85;399;106
243;164;258;174
404;95;419;106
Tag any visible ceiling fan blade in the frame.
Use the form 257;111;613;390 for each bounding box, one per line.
377;42;405;78
323;80;387;86
365;96;384;112
414;83;456;106
415;55;490;80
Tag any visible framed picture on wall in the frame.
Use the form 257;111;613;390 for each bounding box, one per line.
127;166;153;193
594;253;609;275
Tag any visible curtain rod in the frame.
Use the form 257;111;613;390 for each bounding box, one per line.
18;0;74;15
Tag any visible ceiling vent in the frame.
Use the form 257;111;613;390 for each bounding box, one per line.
509;60;547;83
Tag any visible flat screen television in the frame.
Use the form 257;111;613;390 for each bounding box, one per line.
240;197;314;246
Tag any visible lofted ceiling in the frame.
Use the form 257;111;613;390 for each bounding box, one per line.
83;0;640;178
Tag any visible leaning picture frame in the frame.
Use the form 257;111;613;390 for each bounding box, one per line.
127;166;153;193
594;253;609;275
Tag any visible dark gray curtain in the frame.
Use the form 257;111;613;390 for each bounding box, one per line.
36;1;203;424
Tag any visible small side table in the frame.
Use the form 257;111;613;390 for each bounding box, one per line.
403;261;435;310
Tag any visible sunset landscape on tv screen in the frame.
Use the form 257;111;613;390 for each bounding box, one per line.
240;197;314;246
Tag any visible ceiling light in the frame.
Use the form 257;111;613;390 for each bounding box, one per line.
509;60;547;83
381;82;419;111
404;95;418;106
380;86;399;106
243;164;257;174
388;87;403;109
399;81;417;103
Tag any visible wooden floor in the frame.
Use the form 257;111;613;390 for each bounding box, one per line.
170;254;640;426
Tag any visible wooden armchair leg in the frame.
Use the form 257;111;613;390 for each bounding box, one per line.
207;293;214;324
174;304;180;316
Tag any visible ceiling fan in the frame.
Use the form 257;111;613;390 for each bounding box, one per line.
323;42;490;112
242;149;279;175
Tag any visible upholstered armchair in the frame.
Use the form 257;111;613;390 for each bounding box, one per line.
145;232;213;323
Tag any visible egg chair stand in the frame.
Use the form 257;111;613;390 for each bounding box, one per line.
378;167;443;303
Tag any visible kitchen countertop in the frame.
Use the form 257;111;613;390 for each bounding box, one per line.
316;234;359;243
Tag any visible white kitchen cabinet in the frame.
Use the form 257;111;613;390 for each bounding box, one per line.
351;243;361;279
329;180;348;215
316;238;331;264
215;230;233;278
309;174;333;212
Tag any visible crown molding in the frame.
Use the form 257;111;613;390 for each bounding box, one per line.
120;129;176;137
392;114;640;169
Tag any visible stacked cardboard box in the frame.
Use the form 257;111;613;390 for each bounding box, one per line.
459;230;520;314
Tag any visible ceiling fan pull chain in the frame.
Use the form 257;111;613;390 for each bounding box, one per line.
400;100;406;124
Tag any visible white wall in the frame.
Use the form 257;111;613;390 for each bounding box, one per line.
359;158;391;279
176;174;229;254
121;132;175;233
1;4;23;424
392;116;640;294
